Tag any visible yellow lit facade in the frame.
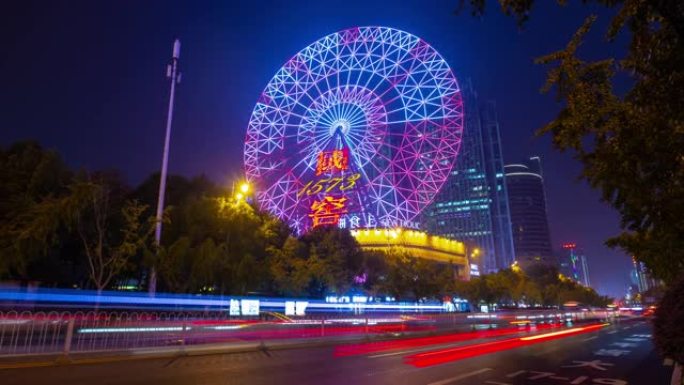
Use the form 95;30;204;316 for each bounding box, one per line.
350;228;470;279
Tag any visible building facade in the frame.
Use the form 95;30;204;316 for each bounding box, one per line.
423;80;515;273
559;243;591;287
630;257;658;294
351;228;470;280
505;157;554;269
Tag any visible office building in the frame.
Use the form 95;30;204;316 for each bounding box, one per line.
505;157;554;269
631;257;658;293
559;243;590;287
424;80;516;273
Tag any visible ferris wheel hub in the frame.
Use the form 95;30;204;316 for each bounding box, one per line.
330;119;351;136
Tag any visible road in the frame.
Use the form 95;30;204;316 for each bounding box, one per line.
0;318;672;385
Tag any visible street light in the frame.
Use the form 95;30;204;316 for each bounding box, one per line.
232;180;252;203
511;260;522;273
240;182;250;194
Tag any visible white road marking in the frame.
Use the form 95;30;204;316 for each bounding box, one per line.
582;336;598;342
426;368;493;385
563;360;614;371
370;350;417;358
607;330;617;334
369;344;459;358
369;339;494;358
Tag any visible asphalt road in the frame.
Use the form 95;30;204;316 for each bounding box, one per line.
0;318;673;385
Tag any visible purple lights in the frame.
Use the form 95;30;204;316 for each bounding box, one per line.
244;26;464;233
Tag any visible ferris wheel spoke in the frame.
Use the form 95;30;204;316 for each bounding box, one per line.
245;27;462;229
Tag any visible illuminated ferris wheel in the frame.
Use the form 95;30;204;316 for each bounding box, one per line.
244;26;464;233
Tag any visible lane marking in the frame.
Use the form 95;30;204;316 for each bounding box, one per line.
426;368;493;385
607;330;617;334
370;342;476;358
371;350;421;358
582;336;598;342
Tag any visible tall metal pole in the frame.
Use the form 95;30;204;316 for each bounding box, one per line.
150;39;181;295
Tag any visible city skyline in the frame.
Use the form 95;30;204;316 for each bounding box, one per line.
0;0;633;297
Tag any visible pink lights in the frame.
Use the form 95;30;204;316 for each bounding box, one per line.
243;26;464;233
404;323;609;368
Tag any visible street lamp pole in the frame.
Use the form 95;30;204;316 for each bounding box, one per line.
150;39;181;295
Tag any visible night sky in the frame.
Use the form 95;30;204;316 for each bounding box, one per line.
1;0;633;298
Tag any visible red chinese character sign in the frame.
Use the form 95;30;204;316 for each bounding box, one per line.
244;26;464;233
308;148;352;227
315;148;349;176
309;196;348;227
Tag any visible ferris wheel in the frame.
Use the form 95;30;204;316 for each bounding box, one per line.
244;26;464;233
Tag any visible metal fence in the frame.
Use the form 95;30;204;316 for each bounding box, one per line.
0;309;614;357
0;310;229;356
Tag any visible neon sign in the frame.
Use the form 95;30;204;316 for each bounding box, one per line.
309;196;348;227
315;148;349;175
297;173;360;197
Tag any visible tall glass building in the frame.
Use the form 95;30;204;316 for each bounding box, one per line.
423;80;516;273
505;157;555;268
559;243;591;287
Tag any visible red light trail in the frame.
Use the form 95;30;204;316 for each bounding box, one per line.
404;323;608;367
334;323;566;357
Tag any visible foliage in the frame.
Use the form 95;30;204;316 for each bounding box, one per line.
460;0;684;283
653;276;684;364
268;235;310;296
459;0;683;366
298;226;365;296
454;267;610;308
4;169;156;291
377;249;455;301
0;141;73;279
0;141;613;306
155;190;290;295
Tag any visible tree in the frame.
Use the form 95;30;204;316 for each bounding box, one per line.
460;1;681;367
268;235;311;296
63;176;156;292
359;250;391;296
653;276;684;365
460;0;684;283
0;141;74;281
299;227;365;296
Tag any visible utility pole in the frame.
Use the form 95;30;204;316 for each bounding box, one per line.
150;39;181;295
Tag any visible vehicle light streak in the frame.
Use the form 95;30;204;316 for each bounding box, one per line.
519;323;608;341
334;323;564;357
404;323;609;367
78;327;187;334
0;288;447;313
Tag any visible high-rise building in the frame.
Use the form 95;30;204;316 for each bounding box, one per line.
631;257;658;293
481;101;516;273
505;157;554;269
424;80;515;273
579;254;590;287
559;243;590;287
